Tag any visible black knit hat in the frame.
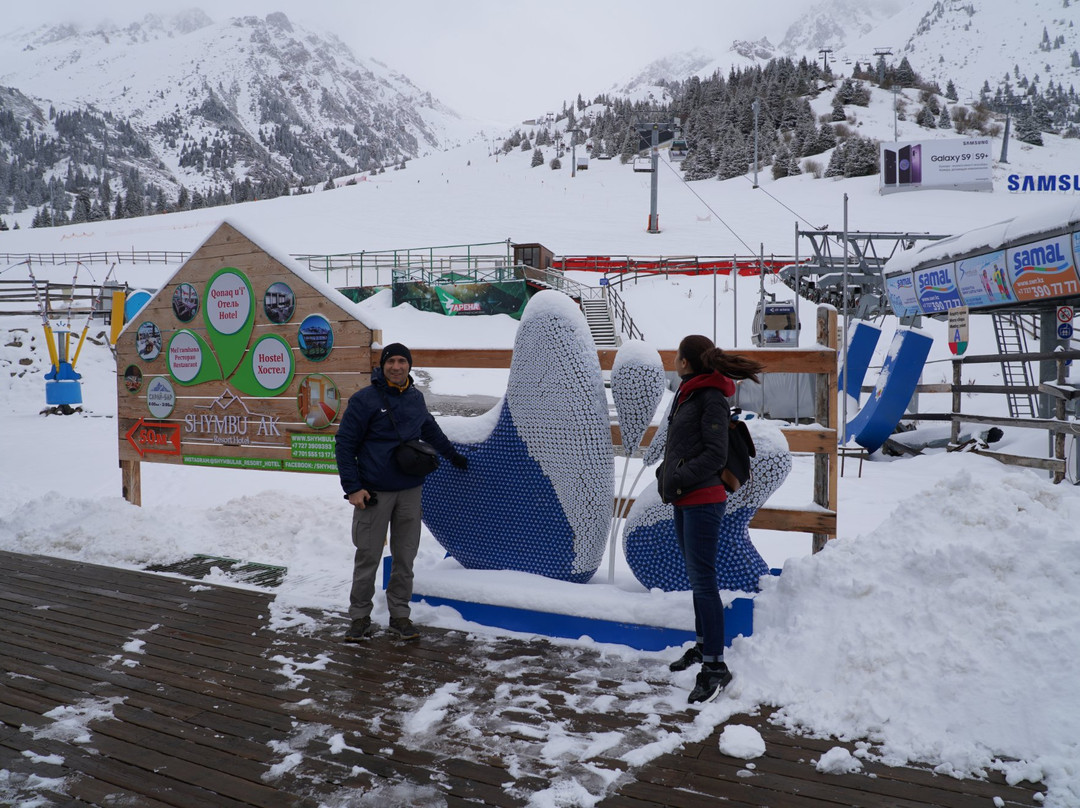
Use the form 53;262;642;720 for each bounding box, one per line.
379;342;412;369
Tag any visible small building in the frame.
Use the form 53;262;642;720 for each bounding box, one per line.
513;243;554;271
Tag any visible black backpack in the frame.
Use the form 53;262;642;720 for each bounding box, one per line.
720;408;755;493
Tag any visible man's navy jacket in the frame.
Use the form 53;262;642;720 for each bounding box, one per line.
335;367;455;495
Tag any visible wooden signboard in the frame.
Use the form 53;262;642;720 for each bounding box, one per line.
115;222;374;502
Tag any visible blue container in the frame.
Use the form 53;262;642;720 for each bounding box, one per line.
45;361;83;406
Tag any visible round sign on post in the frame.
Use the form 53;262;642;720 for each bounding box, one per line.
1059;322;1074;340
1057;306;1074;325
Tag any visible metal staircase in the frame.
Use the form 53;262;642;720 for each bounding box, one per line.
580;298;620;348
991;312;1038;418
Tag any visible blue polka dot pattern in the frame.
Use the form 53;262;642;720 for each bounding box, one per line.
422;291;614;583
623;423;792;593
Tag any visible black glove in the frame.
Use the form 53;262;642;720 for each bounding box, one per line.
450;452;468;470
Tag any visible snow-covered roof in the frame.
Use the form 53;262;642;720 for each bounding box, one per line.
884;198;1080;276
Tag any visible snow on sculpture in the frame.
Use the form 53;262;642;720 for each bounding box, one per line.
422;291;613;583
623;418;792;593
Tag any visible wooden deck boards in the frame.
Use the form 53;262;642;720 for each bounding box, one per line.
0;550;1046;807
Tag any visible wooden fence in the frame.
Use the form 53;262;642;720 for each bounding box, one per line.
0;279;128;319
897;349;1080;483
375;306;841;552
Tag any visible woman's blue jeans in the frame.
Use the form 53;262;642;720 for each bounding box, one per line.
673;501;727;660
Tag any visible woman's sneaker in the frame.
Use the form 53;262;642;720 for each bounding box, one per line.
388;617;420;641
669;644;703;672
688;662;732;704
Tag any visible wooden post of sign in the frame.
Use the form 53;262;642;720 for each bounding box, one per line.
121;459;141;506
813;305;838;553
1054;355;1067;485
951;359;962;445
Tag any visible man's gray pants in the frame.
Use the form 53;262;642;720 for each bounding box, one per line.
348;485;423;621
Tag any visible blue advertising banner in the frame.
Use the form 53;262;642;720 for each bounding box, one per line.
955;250;1015;309
885;273;920;318
914;263;964;314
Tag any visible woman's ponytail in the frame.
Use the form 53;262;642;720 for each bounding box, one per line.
678;334;764;383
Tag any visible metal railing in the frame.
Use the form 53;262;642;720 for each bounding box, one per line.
1;251;187;267
292;240;514;287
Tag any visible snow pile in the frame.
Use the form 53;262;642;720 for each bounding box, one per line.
729;462;1080;804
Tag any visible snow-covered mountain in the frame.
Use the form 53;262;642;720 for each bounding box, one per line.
0;10;470;197
612;0;1076;112
781;0;1079;103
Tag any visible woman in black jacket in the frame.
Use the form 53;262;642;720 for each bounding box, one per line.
658;334;763;704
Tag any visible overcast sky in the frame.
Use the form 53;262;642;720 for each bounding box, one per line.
2;1;818;124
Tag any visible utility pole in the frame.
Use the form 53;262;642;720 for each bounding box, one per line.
648;123;659;233
569;128;583;177
999;102;1024;164
752;99;760;188
873;48;893;85
892;86;900;141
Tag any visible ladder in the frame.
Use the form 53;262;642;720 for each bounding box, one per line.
991;312;1038;418
580;298;620;348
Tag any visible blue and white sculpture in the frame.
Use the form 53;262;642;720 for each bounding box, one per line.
623;418;792;593
608;341;668;579
422;291;614;583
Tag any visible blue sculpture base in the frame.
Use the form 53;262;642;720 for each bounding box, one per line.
384;558;758;652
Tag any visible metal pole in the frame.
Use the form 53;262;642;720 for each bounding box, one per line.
648;124;660;233
1000;111;1011;164
892;87;899;141
713;267;717;345
794;221;801;422
841;194;850;443
733;255;738;348
571;130;577;178
752;100;760;188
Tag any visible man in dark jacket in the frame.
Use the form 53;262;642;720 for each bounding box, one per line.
335;342;467;642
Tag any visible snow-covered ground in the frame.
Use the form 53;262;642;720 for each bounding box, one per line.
2;108;1080;806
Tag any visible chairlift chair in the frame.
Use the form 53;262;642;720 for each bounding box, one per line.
632;156;654;173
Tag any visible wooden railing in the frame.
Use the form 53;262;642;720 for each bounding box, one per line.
0;279;128;319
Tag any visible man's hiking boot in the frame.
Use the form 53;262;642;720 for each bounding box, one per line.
343;617;373;642
388;617;420;641
669;644;704;672
688;662;732;705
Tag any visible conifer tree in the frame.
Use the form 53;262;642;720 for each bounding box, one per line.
894;57;918;88
531;147;544;167
938;105;952;129
831;95;846;122
1015;108;1044;145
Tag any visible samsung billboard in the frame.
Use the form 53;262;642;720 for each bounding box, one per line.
879;138;993;194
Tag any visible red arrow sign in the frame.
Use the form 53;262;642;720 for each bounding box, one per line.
125;419;182;457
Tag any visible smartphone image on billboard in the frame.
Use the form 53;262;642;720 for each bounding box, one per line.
883;148;897;185
898;145;911;184
910;144;922;184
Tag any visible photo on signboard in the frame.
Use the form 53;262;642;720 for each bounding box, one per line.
136;322;162;361
264;282;296;324
297;373;340;429
171;283;200;322
297;314;334;361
